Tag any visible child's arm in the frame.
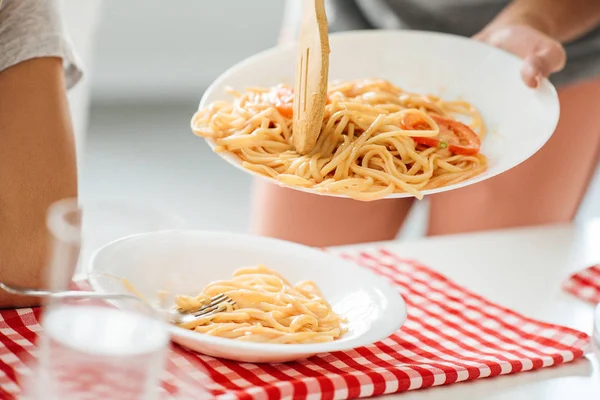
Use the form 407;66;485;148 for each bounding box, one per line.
0;0;80;308
0;58;78;309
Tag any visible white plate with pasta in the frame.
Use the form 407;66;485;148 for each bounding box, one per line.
192;30;559;201
88;230;406;363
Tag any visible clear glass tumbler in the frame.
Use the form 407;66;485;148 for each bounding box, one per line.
36;298;170;400
25;198;178;400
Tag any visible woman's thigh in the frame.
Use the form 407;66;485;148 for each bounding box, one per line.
251;180;413;247
429;77;600;235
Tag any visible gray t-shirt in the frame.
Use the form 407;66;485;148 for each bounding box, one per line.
0;0;82;89
326;0;600;86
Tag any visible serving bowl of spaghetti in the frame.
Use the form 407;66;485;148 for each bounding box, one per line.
193;30;559;200
88;230;405;362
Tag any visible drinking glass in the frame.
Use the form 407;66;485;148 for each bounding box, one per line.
35;298;170;400
24;198;182;400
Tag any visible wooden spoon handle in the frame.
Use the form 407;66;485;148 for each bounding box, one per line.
292;0;330;155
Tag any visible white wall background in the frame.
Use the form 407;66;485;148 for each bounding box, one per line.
91;0;285;102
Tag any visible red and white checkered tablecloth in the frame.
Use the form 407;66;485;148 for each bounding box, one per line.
563;265;600;304
0;248;590;399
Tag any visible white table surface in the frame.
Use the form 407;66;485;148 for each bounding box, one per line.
330;221;600;400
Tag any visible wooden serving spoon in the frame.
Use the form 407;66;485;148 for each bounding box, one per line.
292;0;330;155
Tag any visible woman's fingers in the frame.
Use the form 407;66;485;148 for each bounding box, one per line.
537;41;567;74
521;55;542;88
475;25;566;88
521;42;567;88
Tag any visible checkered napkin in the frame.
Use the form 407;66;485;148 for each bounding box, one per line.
0;249;589;399
563;265;600;304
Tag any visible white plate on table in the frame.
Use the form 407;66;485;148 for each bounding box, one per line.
88;230;406;363
199;30;560;199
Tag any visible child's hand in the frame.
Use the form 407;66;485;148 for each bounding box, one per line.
474;25;566;88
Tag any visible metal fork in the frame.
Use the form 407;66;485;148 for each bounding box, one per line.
0;282;236;325
170;293;236;325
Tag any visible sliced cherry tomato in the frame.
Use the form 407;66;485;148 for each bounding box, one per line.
402;114;481;156
275;104;294;118
268;85;295;118
268;85;332;119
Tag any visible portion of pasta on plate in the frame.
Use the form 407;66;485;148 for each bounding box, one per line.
192;79;488;200
174;265;346;344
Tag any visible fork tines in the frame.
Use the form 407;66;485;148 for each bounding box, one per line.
192;293;236;317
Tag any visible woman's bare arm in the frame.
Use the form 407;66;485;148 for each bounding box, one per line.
486;0;600;42
0;57;77;308
477;0;600;87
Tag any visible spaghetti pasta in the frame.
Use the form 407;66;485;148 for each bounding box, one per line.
192;79;488;200
175;265;345;344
